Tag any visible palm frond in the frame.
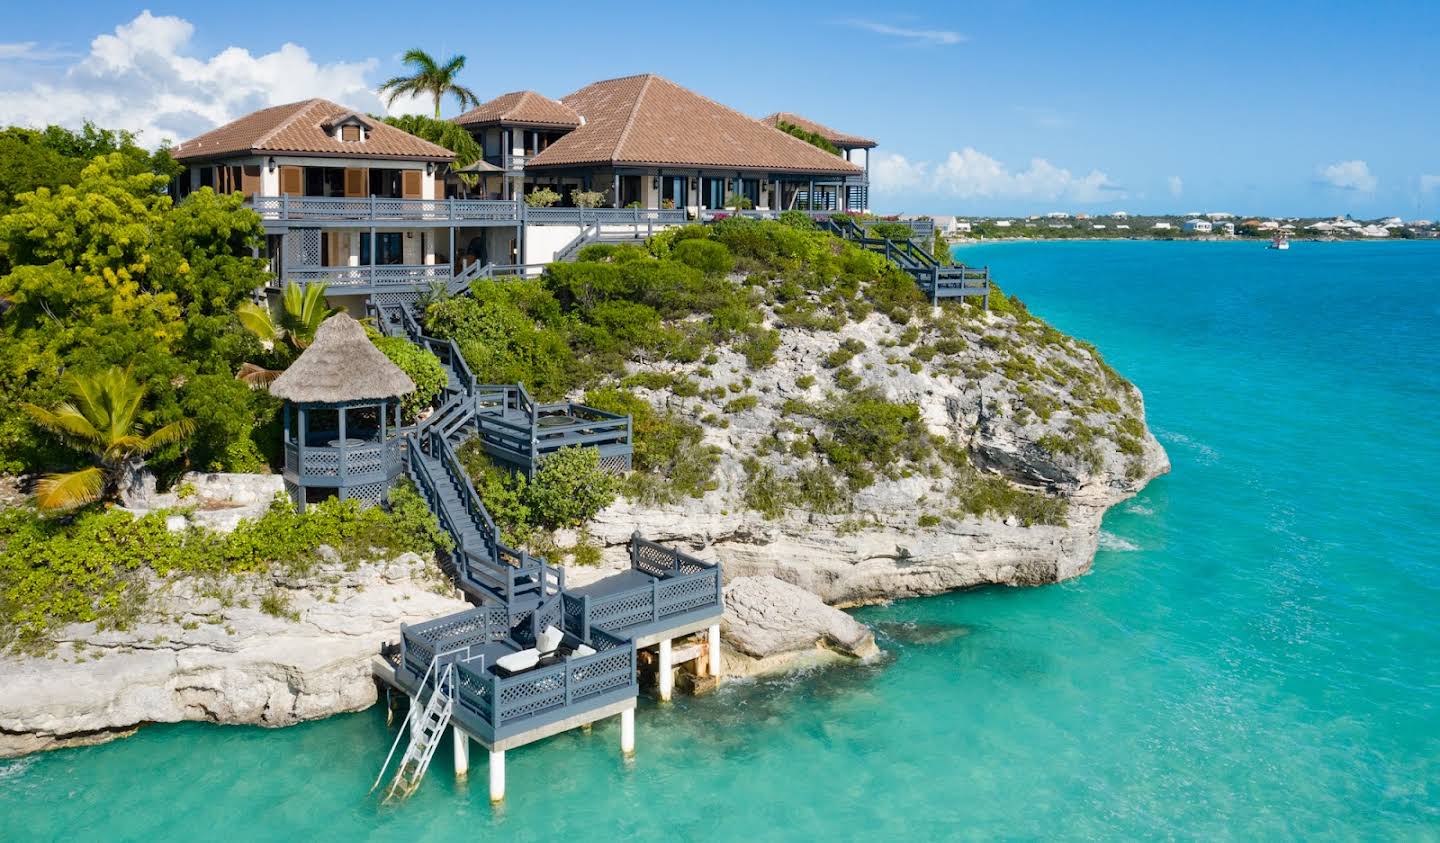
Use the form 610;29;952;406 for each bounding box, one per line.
401;48;441;74
237;362;282;386
22;402;101;446
138;418;196;453
237;300;280;343
33;467;105;511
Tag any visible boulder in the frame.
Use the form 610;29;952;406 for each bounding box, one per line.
720;576;879;675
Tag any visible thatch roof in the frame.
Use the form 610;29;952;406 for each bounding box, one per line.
270;313;416;403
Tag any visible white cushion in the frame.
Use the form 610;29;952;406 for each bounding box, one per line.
495;649;539;673
570;644;596;658
537;625;565;654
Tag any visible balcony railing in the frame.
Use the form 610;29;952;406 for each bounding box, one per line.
284;264;451;287
251;195;522;222
524;207;688;226
581;535;724;636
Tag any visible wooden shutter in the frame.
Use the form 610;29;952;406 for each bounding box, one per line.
280;166;302;195
341;124;360;142
434;175;445;200
240;165;261;198
402;170;422;199
344;168;367;197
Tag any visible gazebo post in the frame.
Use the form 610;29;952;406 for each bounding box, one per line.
296;406;308;511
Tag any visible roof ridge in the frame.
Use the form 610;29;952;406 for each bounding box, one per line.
252;98;327;150
610;74;653;162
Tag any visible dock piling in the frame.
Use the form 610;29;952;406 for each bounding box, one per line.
707;624;721;677
453;727;469;781
620;708;635;756
657;638;673;701
489;750;505;802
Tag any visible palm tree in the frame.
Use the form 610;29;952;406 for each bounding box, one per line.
378;49;480;119
236;283;334;385
23;368;195;511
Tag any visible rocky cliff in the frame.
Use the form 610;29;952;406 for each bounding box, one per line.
580;301;1169;605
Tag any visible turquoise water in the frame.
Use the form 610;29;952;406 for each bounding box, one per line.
5;241;1439;840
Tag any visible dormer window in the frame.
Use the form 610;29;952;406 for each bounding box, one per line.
323;112;372;143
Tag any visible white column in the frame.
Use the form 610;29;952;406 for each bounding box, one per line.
657;638;673;702
488;750;505;802
424;231;435;265
453;727;469;781
620;708;635;756
708;623;722;677
347;233;359;267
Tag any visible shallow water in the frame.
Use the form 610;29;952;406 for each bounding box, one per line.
5;240;1438;840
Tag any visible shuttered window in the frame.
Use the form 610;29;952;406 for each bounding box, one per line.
240;165;261;198
401;170;422;199
344;168;367;197
341;125;360;142
280;166;302;195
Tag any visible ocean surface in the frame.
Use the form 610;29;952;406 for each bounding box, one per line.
4;240;1438;840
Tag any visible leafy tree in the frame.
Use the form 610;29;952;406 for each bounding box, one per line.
527;447;618;528
372;335;446;421
381;114;483;187
22;367;195;510
772;120;841;155
235;282;334;384
0;154;269;475
524;187;561;207
378;49;480;118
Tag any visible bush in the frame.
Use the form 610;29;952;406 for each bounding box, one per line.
672;239;734;275
724;193;755;210
572;190;605;208
739;327;781;368
373;336;446;422
0;481;449;647
585;388;719;503
778;210;816;230
527;447;619;529
524;187;560;207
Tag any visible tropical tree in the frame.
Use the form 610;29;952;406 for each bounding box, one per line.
235;282;334;384
22;367;195;510
378;49;480;119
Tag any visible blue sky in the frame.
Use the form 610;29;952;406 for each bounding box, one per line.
3;2;1437;217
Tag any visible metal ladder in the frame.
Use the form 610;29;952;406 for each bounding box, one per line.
373;658;455;801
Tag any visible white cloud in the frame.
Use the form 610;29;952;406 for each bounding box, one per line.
838;19;965;46
1168;175;1184;197
1420;174;1440;193
1318;160;1377;192
872;148;1125;203
0;12;388;146
0;42;75;61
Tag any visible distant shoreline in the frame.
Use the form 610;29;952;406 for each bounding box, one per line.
949;236;1428;246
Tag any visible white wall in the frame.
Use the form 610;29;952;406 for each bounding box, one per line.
523;224;582;264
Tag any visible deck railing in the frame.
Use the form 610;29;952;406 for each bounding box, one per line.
471;394;632;476
400;604;637;743
585;536;724;634
524;207;688;226
284;264;450;287
251;195;522;222
283;436;401;485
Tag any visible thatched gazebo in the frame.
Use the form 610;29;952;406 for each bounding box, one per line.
271;312;415;510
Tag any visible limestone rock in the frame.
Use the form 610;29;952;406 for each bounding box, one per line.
721;575;879;674
0;555;466;757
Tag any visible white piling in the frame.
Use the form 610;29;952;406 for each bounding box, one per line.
453;727;469;781
707;623;722;677
657;637;673;701
620;708;635;756
488;750;505;802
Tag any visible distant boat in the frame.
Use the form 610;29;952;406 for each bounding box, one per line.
1268;236;1290;250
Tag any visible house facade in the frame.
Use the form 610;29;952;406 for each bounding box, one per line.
172;75;878;308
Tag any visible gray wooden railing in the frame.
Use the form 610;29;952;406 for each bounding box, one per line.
251;195;523;222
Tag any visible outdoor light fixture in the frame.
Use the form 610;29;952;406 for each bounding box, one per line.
652;176;660;189
425;162;434;176
267;157;276;172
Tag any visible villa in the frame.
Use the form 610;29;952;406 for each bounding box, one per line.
1183;219;1213;233
163;75;993;803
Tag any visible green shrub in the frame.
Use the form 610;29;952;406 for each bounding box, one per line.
0;481;448;647
795;375;816;389
777;210;816;230
524;187;560;207
739;327;781;368
585;388;718;503
372;336;446;421
528;447;620;529
724;395;759;413
672;239;735;275
824;338;866;368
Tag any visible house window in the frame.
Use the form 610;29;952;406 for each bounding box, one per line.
199;167;215;189
702;177;726;208
360;232;404;265
341;124;361;142
304;167;347;197
369;169;403;198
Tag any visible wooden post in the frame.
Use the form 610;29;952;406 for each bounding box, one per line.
708;623;721;677
488;749;505;802
620;708;635;756
657;638;673;702
454;726;469;781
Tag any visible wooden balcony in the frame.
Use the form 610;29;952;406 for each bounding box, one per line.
250;195;523;225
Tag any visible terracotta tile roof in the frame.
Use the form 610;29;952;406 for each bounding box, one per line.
761;112;877;149
526;74;862;176
453;90;582;129
172;99;455;163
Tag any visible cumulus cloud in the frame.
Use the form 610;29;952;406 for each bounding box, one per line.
838;19;965;46
1420;174;1440;193
872;148;1125;203
0;12;388;146
1318;160;1377;192
1167;175;1184;197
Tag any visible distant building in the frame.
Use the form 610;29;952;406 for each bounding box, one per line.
1152;221;1173;230
1111;211;1129;218
1359;224;1390;237
1092;224;1106;230
1183;219;1213;233
994;220;1014;228
1045;211;1069;219
1116;224;1131;230
1257;220;1280;231
1220;221;1236;236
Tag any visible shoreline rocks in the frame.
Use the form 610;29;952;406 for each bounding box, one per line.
720;576;880;677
